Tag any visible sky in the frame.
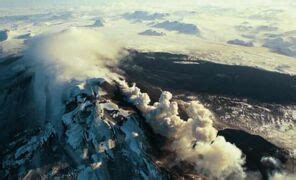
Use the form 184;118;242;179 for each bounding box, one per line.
0;0;109;7
0;0;295;7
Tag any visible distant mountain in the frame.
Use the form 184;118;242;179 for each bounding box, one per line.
138;29;165;36
87;19;104;27
153;21;199;35
0;30;8;42
227;39;254;47
263;31;296;57
256;25;278;31
15;33;32;40
123;11;168;21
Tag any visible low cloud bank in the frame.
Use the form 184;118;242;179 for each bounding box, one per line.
119;82;245;179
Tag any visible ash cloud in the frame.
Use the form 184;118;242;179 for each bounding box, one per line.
119;82;245;179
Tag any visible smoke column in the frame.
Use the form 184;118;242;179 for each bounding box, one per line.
119;82;246;179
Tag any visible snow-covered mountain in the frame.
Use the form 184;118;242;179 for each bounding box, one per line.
0;30;8;42
1;29;295;179
87;19;104;28
263;31;296;57
227;39;254;47
138;29;165;36
1;1;296;179
153;21;199;35
123;11;168;21
2;78;164;179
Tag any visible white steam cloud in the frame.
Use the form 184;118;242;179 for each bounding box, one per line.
23;28;124;131
119;82;246;179
25;28;124;82
270;172;296;180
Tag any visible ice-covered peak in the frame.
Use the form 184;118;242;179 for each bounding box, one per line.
153;21;199;35
123;11;168;21
87;19;104;27
2;78;163;179
227;39;254;47
0;29;9;42
139;29;166;36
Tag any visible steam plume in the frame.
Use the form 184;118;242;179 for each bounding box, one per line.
120;81;246;179
23;28;124;131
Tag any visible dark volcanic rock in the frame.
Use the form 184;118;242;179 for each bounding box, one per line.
120;51;296;104
218;129;289;180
